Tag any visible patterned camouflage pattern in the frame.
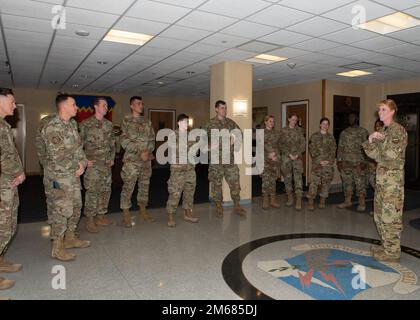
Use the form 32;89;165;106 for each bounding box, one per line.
367;159;377;190
307;131;337;199
0;118;24;255
203;116;241;202
166;130;196;214
35;114;56;224
41;115;87;240
120;114;155;209
261;128;281;196
79;116;115;217
337;126;369;197
279;126;306;195
363;122;408;257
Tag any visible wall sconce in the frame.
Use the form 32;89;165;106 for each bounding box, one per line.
233;100;248;116
188;118;194;127
40;113;50;120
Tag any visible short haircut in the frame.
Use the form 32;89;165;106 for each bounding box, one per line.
264;115;274;123
55;93;73;107
320;117;330;124
0;88;14;97
288;113;298;119
377;99;398;113
215;100;226;108
130;96;142;105
177;113;189;123
93;96;107;107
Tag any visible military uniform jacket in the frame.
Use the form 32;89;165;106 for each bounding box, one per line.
169;129;195;171
41;115;87;178
362;122;407;171
264;128;281;163
120;114;155;163
79;115;116;164
36;114;56;168
337;126;369;163
202;116;241;164
0;118;23;187
309;132;336;168
279;126;305;158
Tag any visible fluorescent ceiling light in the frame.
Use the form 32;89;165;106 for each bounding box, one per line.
358;12;420;34
336;70;372;77
104;29;153;46
246;54;287;64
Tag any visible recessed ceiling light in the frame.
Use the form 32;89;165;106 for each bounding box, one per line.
157;81;165;85
246;54;287;64
104;29;153;46
72;84;80;88
358;12;420;34
97;61;108;65
336;70;372;77
75;30;90;37
257;78;263;81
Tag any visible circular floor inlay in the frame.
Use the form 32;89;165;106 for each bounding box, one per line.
222;234;420;300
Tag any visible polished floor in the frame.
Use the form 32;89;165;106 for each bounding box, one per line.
2;195;420;300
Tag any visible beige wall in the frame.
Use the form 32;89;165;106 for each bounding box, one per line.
13;88;209;174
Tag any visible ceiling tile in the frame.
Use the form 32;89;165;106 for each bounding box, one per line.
113;17;169;35
159;25;212;42
236;41;279;53
321;45;369;57
145;36;193;50
221;21;278;39
292;38;341;51
352;36;405;50
0;0;57;20
176;11;238;31
147;0;207;9
65;7;119;28
199;0;271;19
279;0;355;14
405;5;420;18
184;43;227;55
287;16;348;37
55;23;108;40
1;15;53;34
246;4;313;28
266;47;310;58
216;48;257;60
66;0;134;14
258;30;312;46
387;26;420;42
126;0;191;24
320;27;378;44
378;43;420;57
377;0;420;10
200;33;249;48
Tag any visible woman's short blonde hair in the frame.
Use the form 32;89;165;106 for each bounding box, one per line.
264;115;274;123
377;99;398;113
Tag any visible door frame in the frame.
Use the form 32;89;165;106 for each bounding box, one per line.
281;100;309;185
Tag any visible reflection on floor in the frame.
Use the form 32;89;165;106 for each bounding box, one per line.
2;195;420;300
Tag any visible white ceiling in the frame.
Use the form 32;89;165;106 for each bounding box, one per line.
0;0;420;96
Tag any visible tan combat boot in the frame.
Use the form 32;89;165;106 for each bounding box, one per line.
319;197;326;209
286;193;294;207
357;194;366;212
295;194;302;210
184;209;199;223
139;205;155;223
64;231;91;249
85;217;99;234
215;201;223;218
95;215;112;226
167;212;176;228
270;195;280;208
307;198;315;211
338;193;352;209
262;195;269;210
51;236;76;261
122;209;132;228
0;277;15;290
233;201;246;216
0;255;22;273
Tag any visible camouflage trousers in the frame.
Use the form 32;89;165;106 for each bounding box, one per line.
166;166;196;214
45;174;82;240
261;161;280;196
0;182;19;255
307;165;334;199
208;164;240;203
339;162;366;197
83;163;112;217
120;160;152;209
281;158;303;195
367;167;376;190
374;168;404;257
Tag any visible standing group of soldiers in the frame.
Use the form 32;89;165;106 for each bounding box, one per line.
0;86;408;293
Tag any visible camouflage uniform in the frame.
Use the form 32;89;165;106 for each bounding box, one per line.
41;115;87;240
119;115;155;209
203;116;241;203
307;132;337;199
279;126;306;195
0;117;24;256
337;126;369;197
79;116;115;218
261;128;281;196
35;114;56;224
166;130;196;214
367;158;377;190
362;122;408;258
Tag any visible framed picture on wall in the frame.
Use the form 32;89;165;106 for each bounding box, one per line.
333;95;360;142
148;108;176;132
252;106;268;129
281;100;309;184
